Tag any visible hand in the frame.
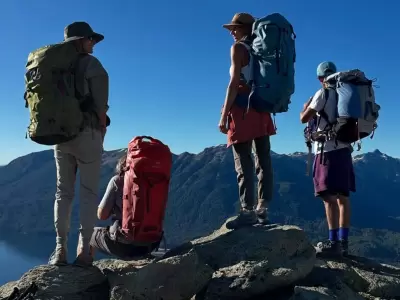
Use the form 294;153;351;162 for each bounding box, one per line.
219;114;228;134
100;127;106;143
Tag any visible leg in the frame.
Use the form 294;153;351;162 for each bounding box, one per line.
226;141;257;229
73;128;103;265
50;146;77;265
337;195;351;229
253;135;273;224
90;227;115;257
337;194;351;255
314;192;341;256
233;141;255;210
335;148;355;256
90;227;152;260
322;193;339;237
313;152;343;257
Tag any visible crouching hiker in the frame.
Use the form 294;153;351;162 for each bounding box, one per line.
24;21;109;267
300;61;356;257
91;136;172;260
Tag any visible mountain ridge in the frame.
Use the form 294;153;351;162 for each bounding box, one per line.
2;145;397;169
0;145;400;264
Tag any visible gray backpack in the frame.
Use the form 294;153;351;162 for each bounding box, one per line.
323;69;380;144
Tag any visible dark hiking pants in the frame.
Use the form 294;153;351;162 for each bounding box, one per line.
90;227;158;260
232;135;273;210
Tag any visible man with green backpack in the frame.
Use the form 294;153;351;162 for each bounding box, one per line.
24;21;109;266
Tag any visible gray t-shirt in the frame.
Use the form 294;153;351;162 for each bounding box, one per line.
98;175;123;221
75;55;109;130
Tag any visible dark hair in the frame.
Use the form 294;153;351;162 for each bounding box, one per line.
115;154;127;177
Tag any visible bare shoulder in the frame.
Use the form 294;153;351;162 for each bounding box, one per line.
231;42;247;53
230;42;248;59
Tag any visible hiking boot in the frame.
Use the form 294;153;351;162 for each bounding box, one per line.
48;245;68;266
340;240;349;256
73;251;94;268
255;208;270;225
226;209;257;230
74;244;94;268
315;240;342;258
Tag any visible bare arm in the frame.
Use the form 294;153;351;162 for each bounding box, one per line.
97;176;117;220
300;89;326;124
221;43;244;118
300;97;317;123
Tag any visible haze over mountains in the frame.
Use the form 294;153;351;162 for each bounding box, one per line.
0;145;399;264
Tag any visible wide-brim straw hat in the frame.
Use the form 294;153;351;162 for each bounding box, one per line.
223;13;255;30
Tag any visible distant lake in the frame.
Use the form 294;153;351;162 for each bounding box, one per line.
0;241;46;285
0;233;104;286
0;232;168;286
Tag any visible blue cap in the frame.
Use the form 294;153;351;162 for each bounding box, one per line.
316;61;337;77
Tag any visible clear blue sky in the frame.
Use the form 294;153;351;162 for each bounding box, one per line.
0;0;398;165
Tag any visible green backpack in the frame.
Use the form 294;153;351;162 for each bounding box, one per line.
24;42;86;145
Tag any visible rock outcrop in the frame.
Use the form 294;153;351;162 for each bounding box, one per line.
0;264;108;300
1;219;400;300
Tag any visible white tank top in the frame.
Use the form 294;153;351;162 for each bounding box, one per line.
230;42;253;83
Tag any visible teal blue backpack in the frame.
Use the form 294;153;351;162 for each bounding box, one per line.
245;13;296;114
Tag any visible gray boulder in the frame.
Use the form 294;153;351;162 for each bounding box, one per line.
108;249;214;300
166;220;316;300
0;265;108;300
293;256;400;300
2;220;400;300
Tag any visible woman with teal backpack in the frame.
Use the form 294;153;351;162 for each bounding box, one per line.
219;13;276;229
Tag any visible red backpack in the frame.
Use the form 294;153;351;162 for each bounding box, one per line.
121;136;172;245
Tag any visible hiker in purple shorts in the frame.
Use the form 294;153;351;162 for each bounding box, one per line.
300;61;355;257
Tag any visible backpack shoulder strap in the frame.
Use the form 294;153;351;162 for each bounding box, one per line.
237;41;254;84
73;54;96;112
72;53;89;99
238;40;251;50
316;87;333;130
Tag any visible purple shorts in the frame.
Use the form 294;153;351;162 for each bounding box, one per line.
313;147;356;197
